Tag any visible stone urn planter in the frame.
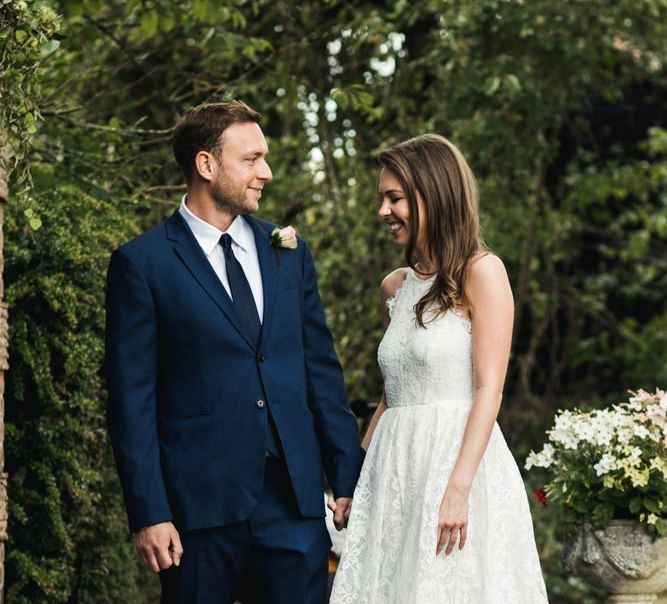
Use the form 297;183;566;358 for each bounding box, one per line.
562;520;667;603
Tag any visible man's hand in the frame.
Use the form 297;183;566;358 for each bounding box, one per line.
327;496;353;530
133;521;183;573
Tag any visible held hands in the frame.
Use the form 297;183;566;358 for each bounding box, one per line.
436;482;469;556
327;496;353;530
133;521;183;573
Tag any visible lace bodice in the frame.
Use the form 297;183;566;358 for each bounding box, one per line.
378;268;474;409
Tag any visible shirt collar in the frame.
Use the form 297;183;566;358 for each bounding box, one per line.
179;194;255;256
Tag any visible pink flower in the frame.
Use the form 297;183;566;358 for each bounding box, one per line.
270;226;298;249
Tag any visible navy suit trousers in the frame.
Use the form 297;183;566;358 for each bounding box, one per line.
159;457;331;604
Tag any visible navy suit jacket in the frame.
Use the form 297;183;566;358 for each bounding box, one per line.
105;210;364;533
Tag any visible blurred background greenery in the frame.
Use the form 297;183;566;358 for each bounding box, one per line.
1;0;666;601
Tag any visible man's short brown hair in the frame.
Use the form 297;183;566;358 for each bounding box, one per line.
172;100;262;183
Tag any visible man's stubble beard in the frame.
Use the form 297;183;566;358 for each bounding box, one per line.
211;175;257;216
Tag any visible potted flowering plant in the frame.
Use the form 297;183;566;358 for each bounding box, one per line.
525;388;666;535
526;388;667;602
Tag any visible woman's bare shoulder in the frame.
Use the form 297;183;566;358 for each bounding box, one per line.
465;253;512;307
380;267;409;303
467;253;508;282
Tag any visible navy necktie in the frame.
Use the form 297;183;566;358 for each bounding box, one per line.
219;233;261;347
220;233;281;457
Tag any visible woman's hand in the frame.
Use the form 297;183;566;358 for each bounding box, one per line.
328;496;353;530
436;482;469;556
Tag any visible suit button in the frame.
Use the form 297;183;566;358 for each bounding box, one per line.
256;399;265;409
258;353;266;362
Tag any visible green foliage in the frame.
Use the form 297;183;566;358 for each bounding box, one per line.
0;0;61;188
557;128;667;395
4;180;157;602
2;0;666;601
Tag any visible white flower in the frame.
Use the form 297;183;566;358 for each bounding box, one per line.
650;456;667;478
573;415;597;444
629;446;642;460
629;389;652;406
595;430;614;447
632;424;652;440
646;404;666;431
617;422;635;445
647;513;658;525
658;389;667;411
549;411;580;449
594;453;618;476
591;410;617;446
626;400;643;412
525;443;555;470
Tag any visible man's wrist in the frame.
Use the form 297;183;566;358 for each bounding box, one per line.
132;518;174;535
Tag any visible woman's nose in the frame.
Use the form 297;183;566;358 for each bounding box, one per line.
378;199;391;217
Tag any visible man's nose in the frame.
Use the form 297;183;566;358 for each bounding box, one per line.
258;159;273;182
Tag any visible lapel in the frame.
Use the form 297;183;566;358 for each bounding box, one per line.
245;215;279;349
165;210;256;351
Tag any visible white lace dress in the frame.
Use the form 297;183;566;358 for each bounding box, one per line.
330;269;548;604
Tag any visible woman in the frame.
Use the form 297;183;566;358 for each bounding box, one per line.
330;134;548;603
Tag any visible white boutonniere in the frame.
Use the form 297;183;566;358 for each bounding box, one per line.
269;225;297;271
270;225;298;249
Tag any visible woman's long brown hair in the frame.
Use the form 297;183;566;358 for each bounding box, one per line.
379;134;485;327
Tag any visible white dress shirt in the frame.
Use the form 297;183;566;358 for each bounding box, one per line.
179;195;264;323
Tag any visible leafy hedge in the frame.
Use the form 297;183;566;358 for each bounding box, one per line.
4;182;157;603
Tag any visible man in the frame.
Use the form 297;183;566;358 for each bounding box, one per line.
105;100;364;603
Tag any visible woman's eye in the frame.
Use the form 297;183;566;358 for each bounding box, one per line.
378;195;402;206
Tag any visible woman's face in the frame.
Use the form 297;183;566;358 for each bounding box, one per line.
378;167;427;250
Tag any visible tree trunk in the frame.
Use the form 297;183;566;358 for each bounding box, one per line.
0;155;9;603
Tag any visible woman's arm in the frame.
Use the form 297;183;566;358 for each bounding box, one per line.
361;268;407;450
361;393;387;451
436;254;514;556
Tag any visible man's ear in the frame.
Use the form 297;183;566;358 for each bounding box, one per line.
194;151;217;182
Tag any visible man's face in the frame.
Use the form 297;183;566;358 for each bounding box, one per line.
210;121;273;214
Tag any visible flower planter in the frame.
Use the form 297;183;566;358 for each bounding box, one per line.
562;520;667;603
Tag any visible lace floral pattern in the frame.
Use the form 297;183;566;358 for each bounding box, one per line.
330;269;548;603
